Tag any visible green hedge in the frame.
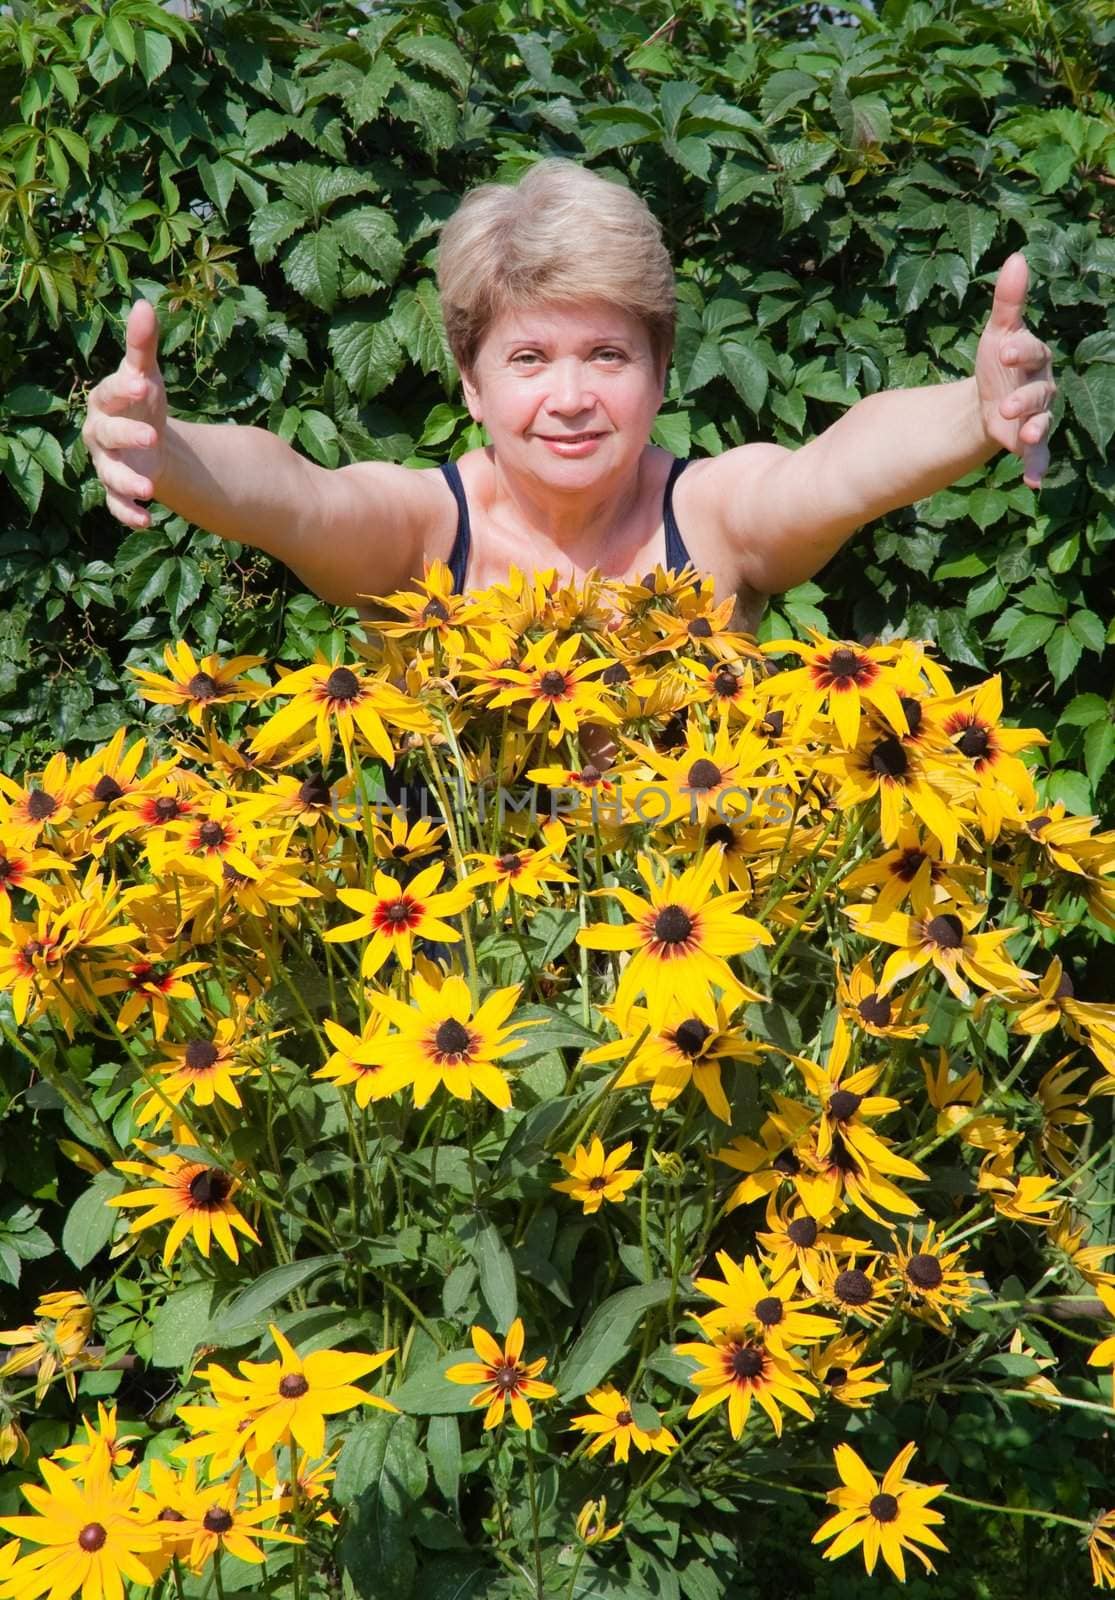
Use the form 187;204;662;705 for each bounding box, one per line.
1;0;1112;807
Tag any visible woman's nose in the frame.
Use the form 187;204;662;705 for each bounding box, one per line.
546;358;593;415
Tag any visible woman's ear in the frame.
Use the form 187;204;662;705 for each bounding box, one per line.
460;367;483;424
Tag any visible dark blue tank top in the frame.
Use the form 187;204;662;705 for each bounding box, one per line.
438;456;694;593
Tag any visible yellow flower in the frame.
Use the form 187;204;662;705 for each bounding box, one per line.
175;1466;302;1574
129;641;265;725
206;1323;398;1458
672;1326;818;1438
475;630;620;747
460;820;576;911
363;968;539;1110
251;655;434;767
0;752;87;846
1086;1282;1115;1398
577;847;770;1028
991;1173;1062;1225
133;1013;257;1129
887;1222;980;1331
574;1496;623;1546
445;1319;556;1430
0;1292;94;1403
0;1458;161;1600
107;1151;260;1266
314;1013;400;1108
53;1403;138;1478
845;900;1029;1006
322;863;474;979
808;1335;888;1408
760;631;910;749
691;1251;839;1355
813;1253;899;1328
1089;1509;1115;1589
90;955;206;1041
584;999;765;1123
551;1136;641;1214
569;1386;676;1462
812;1441;948;1583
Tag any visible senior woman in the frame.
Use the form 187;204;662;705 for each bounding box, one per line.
84;158;1054;638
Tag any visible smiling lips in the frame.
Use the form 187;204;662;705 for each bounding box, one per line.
536;431;606;442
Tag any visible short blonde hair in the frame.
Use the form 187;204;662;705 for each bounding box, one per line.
437;158;676;376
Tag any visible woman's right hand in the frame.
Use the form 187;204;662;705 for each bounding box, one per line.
82;299;167;528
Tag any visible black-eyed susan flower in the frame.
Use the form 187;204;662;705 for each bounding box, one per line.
132;1459;201;1580
132;1012;256;1130
845;900;1029;1005
1010;958;1115;1073
1044;1204;1115;1289
1032;1055;1091;1176
835;955;927;1041
812;1441;948;1582
888;1222;980;1330
754;1193;865;1291
0;1291;93;1403
1090;1510;1115;1589
647;585;746;662
1086;1283;1115;1400
840;828;979;920
107;1151;260;1266
551;1136;641;1214
251;656;434;768
713;1095;817;1214
0;753;86;846
129;641;265;725
90;956;206;1041
584;1000;765;1123
472;630;620;747
813;1253;898;1328
620;717;791;828
936;675;1044;840
314;1013;398;1108
691;1252;839;1354
0;1459;162;1600
53;1402;137;1477
569;1386;677;1462
217;1323;398;1457
176;1467;302;1574
322;864;474;979
796;1117;925;1227
574;1496;622;1546
817;729;962;857
460;819;576;911
990;1173;1062;1225
445;1319;556;1430
761;631;910;749
0;1416;29;1466
578;847;770;1028
808;1334;888;1408
0;837;69;907
365;970;537;1110
672;1325;818;1438
364;558;474;659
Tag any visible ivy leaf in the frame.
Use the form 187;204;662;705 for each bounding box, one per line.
391;281;454;387
329;315;403;401
1045;623;1082;687
1062;366;1115;452
1084;719;1115;789
282;228;341;311
1000;613;1055;661
396;33;471;94
134;29;173;85
944;201;998;271
721;340;770;413
249;200;305;265
333;208;404;285
894;254;938;313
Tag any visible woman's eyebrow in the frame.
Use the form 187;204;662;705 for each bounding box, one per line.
500;334;634;351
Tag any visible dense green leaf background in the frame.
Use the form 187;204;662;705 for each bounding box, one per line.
2;0;1113;806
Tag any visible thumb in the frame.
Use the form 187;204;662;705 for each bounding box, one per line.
988;251;1029;334
123;299;159;376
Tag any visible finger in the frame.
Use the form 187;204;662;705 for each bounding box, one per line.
92;372;152;415
1021;411;1051;446
91;417;160;452
1001;333;1052;373
1000;380;1056;420
123;299;159;377
105;491;152;528
1022;433;1049;490
101;459;155;502
988;251;1029;334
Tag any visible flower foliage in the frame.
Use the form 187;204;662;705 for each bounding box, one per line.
0;557;1113;1597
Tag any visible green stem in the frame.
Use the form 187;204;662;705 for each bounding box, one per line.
939;1488;1090;1531
525;1427;545;1600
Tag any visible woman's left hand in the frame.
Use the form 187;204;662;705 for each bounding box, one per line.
974;252;1056;490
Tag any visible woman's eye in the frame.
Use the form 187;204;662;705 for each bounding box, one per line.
596;349;624;362
512;352;542;366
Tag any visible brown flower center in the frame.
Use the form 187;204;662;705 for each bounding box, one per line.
824;1366;848;1388
687;617;713;638
153;795;182;822
187;671;222;702
755;1296;784;1327
601;662;629;687
434;1018;472;1059
673;1018;711;1057
492;1362;521;1392
828;1089;862;1122
26;789;57;821
772;1149;801;1176
615;1409;634;1426
706;822;735;849
184;1039;219;1074
729;1344;765;1380
157;1507;186;1522
899;697;923;736
686;758;722;791
787;1216;818;1247
713;669;740;697
652;905;692;945
198;820;227;848
870;737;908;779
905;1253;943;1290
1053;966;1074;999
93;774;124;803
422;598;449;622
869;1492;899;1523
538;670;568;698
925;913;964;951
325;667;360;702
762;708;785;738
188;1168;233;1208
203;1507;234;1534
826;648;866;682
497;852;523;874
279;1373;310;1399
298;772;332;809
78;1522;107;1552
587;1175;607;1191
956;724;990;759
857;993;892;1028
834;1268;873;1307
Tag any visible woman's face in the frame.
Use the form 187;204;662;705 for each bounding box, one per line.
461;301;666;493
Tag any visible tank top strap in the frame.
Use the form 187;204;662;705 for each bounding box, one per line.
663;456;694;574
439;461;471;594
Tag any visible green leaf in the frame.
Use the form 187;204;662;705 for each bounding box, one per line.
1044;768;1092;814
1069;609;1105;653
1045;623;1082;687
104;14;136;64
1016;580;1065;616
282;228;341;312
134;29;173;85
968;488;1008;530
336;1413;426;1597
426;1415;461;1507
1084;718;1115;788
944;201;998;272
388;1350;482;1415
1062;365;1115;452
62;1171;124;1270
335;207;404;284
330;315;403;402
1061;693;1109;727
558;1279;674;1398
392;280;454;386
463;1217;517;1330
720;340;769;413
298;410;341;468
396;34;471;94
209;1255;344;1339
894;254;937;314
250;200;305;265
149;1282;219;1369
999;613;1055;661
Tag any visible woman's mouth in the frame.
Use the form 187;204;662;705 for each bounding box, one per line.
536;432;607;455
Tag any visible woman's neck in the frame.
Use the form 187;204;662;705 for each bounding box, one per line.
482;446;649;570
